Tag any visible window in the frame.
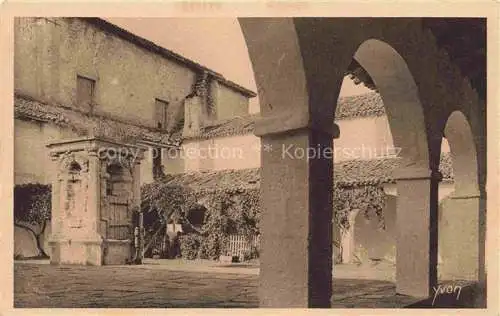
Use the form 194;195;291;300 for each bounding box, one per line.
154;98;169;130
76;75;95;112
152;147;163;179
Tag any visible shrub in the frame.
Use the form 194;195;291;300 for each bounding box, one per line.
198;233;227;260
179;233;202;260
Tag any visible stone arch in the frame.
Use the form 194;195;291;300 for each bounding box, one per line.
238;18;484;306
438;110;483;282
352;39;429;168
337;39;437;297
443;110;479;195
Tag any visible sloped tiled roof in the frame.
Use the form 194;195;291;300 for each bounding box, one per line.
161;153;454;191
14;94;181;147
183;114;258;141
335;93;385;120
183;92;385;141
162;168;260;192
335;153;453;186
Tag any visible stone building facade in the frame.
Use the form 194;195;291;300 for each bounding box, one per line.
14;17;256;185
13;17;256;258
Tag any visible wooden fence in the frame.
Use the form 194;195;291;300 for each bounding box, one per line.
226;234;260;260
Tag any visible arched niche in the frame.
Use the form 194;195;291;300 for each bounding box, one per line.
61;159;88;226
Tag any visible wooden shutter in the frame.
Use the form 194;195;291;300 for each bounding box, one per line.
76;75;95;112
155;98;169;130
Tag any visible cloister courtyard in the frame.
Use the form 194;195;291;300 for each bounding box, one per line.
10;16;489;310
14;260;477;308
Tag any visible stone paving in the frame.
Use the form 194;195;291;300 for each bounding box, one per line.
14;261;427;308
15;260;478;308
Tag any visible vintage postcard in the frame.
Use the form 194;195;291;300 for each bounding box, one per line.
0;1;498;315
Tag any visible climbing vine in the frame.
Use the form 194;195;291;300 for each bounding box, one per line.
333;183;386;231
332;183;386;263
141;179;386;261
141;182;261;260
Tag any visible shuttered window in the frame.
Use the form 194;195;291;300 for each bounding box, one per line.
76;75;95;112
155;98;169;130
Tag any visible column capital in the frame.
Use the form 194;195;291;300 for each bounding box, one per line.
254;109;340;139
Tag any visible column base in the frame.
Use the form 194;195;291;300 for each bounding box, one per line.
49;238;133;266
49;238;103;266
103;239;133;265
439;195;480;281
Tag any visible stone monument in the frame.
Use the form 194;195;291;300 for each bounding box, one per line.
47;137;145;265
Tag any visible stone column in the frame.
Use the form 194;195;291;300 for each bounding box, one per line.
87;150;102;241
394;168;440;298
132;160;144;262
439;190;481;281
255;113;339;308
341;209;359;264
48;155;62;264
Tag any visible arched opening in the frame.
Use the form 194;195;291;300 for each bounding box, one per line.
352;195;397;267
186;205;207;230
443;111;479;195
240;18;439;304
351;39;429;168
332;38;436;298
438;110;481;281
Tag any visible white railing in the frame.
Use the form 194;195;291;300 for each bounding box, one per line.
227;234;260;260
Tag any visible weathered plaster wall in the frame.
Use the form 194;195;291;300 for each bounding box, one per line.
335;116;394;161
212;82;250;120
14;119;78;185
171;134;260;173
14;17;196;129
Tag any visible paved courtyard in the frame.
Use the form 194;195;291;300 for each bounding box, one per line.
14;260;476;308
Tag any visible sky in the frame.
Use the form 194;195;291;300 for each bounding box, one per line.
106;18;370;113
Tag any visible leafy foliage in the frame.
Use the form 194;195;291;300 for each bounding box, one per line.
14;183;52;224
141;180;385;261
141;183;198;224
140;182;260;260
14;183;52;258
333;183;386;231
179;233;202;260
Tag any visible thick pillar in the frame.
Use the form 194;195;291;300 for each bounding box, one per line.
439;191;480;281
394;168;439;298
255;113;338;308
